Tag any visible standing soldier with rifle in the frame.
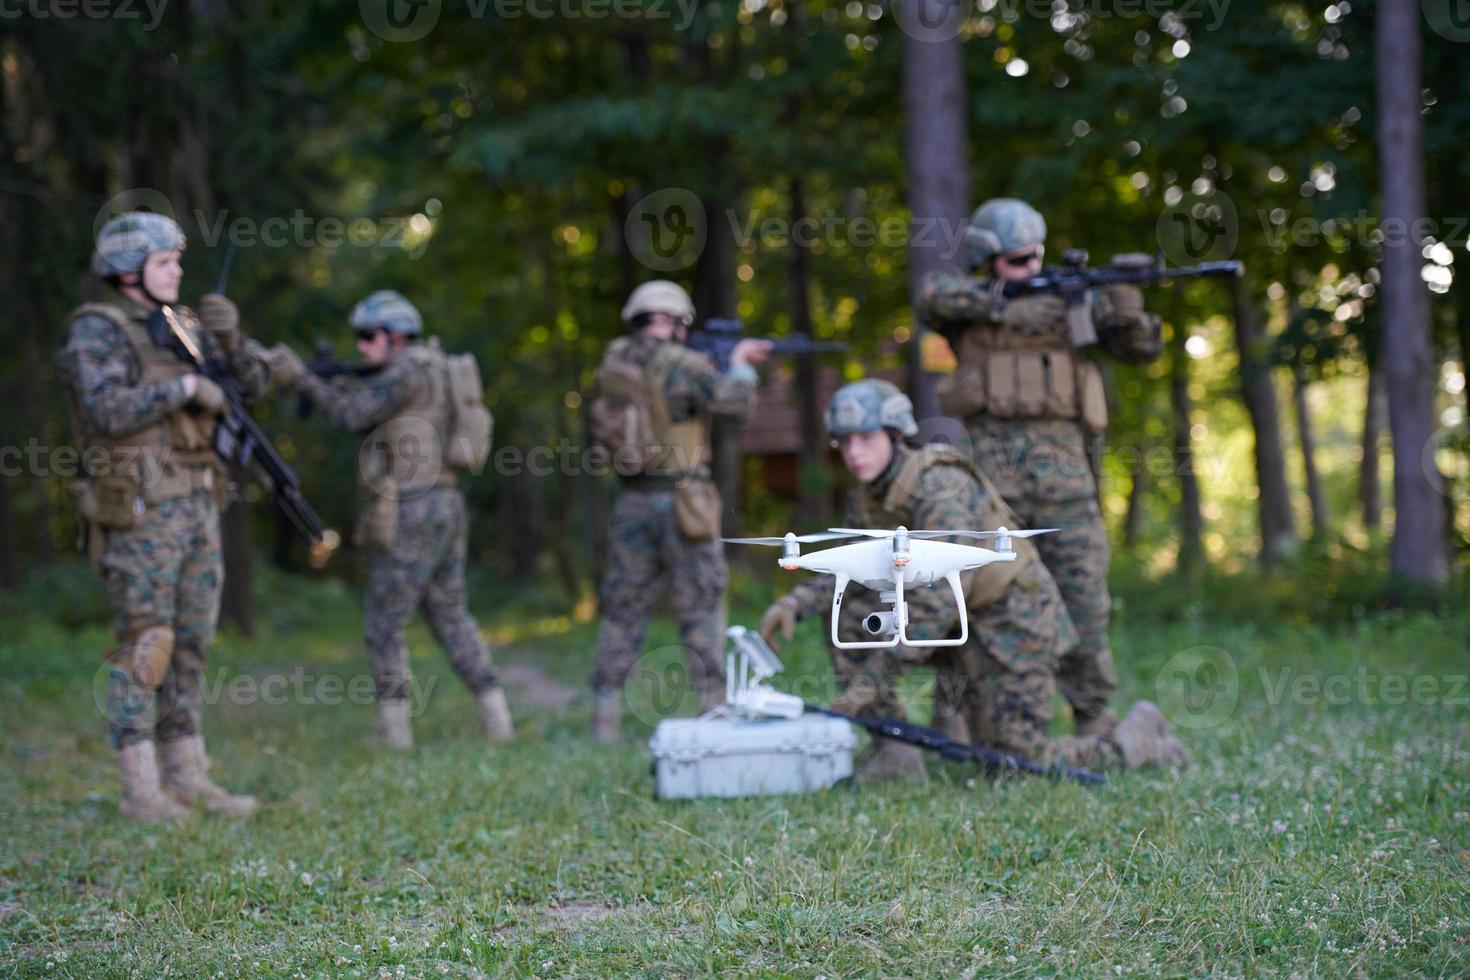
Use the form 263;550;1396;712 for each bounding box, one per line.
585;280;772;742
266;291;510;752
56;212;267;821
918;199;1166;739
757;380;1189;782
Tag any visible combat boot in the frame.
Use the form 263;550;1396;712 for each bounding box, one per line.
374;700;414;750
1112;700;1190;771
117;741;193;824
161;736;259;817
592;687;621;744
857;738;928;784
476;686;515;743
1075;707;1118;739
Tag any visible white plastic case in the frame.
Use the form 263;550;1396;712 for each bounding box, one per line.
648;715;856;799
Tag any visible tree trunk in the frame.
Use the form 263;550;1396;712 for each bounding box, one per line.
1376;0;1448;585
220;482;254;636
1359;366;1386;532
0;472;19;591
1122;444;1148;549
1291;363;1329;539
582;403;610;598
547;252;582;605
695;189;743;538
900;0;971;423
1171;341;1203;570
1229;277;1296;564
19;330;54;565
790;176;829;529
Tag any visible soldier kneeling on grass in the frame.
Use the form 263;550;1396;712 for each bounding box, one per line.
266;291;512;751
758;379;1190;783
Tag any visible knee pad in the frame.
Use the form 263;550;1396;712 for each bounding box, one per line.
127;625;175;689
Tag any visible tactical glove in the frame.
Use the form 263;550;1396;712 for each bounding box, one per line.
1098;283;1145;324
265;344;308;387
188;375;227;416
197;293;241;353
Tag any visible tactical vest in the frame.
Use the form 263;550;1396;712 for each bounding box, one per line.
597;336;710;478
937;292;1109;434
854;445;1037;611
62;301;225;527
359;339;458;497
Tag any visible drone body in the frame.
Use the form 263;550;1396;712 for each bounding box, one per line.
726;525;1056;650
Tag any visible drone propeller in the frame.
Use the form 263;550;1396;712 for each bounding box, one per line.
827;526;1059;540
723;531;859;546
915;527;1060;540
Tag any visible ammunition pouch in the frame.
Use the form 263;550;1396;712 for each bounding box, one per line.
355;476;400;552
673;476;721;542
938;348;1108;434
651;419;706;479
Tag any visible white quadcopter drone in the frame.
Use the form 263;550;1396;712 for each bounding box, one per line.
725;525;1056;650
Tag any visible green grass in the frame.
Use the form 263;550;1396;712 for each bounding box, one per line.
1;559;1467;977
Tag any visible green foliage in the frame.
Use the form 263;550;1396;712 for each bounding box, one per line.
3;0;1466;587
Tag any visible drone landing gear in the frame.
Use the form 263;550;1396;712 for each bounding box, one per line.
830;571;971;650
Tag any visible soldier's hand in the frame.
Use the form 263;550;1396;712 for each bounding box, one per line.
730;339;774;369
1100;283;1145;323
759;596;799;651
185;375;227;415
265;343;308;387
829;681;877;717
198;293;241;352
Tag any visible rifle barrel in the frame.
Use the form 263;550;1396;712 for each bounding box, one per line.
805;704;1104;785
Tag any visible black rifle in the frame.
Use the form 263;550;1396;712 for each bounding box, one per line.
147;306;332;554
805;703;1105;786
961;250;1243;348
296;341;383;419
688;318;847;372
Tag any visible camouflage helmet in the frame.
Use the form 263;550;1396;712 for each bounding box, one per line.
963;198;1046;268
825;379;919;439
350;290;423;335
620;279;695;327
91;212;186;278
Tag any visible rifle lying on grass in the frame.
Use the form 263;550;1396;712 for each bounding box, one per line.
805;703;1106;786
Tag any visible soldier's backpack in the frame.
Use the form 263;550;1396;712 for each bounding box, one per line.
443;350;493;472
588;338;686;477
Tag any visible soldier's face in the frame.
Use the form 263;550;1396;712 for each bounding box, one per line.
139;249;183;304
992;245;1044;282
837;429;893;484
356;327;391;365
642;312;682;341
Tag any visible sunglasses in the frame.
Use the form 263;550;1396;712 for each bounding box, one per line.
998;250;1044;268
356;328;385;343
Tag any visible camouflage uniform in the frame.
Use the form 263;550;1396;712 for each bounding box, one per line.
589;332;758;697
294;342;499;703
56;292;269;748
779;442;1126;771
917;273;1162;728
